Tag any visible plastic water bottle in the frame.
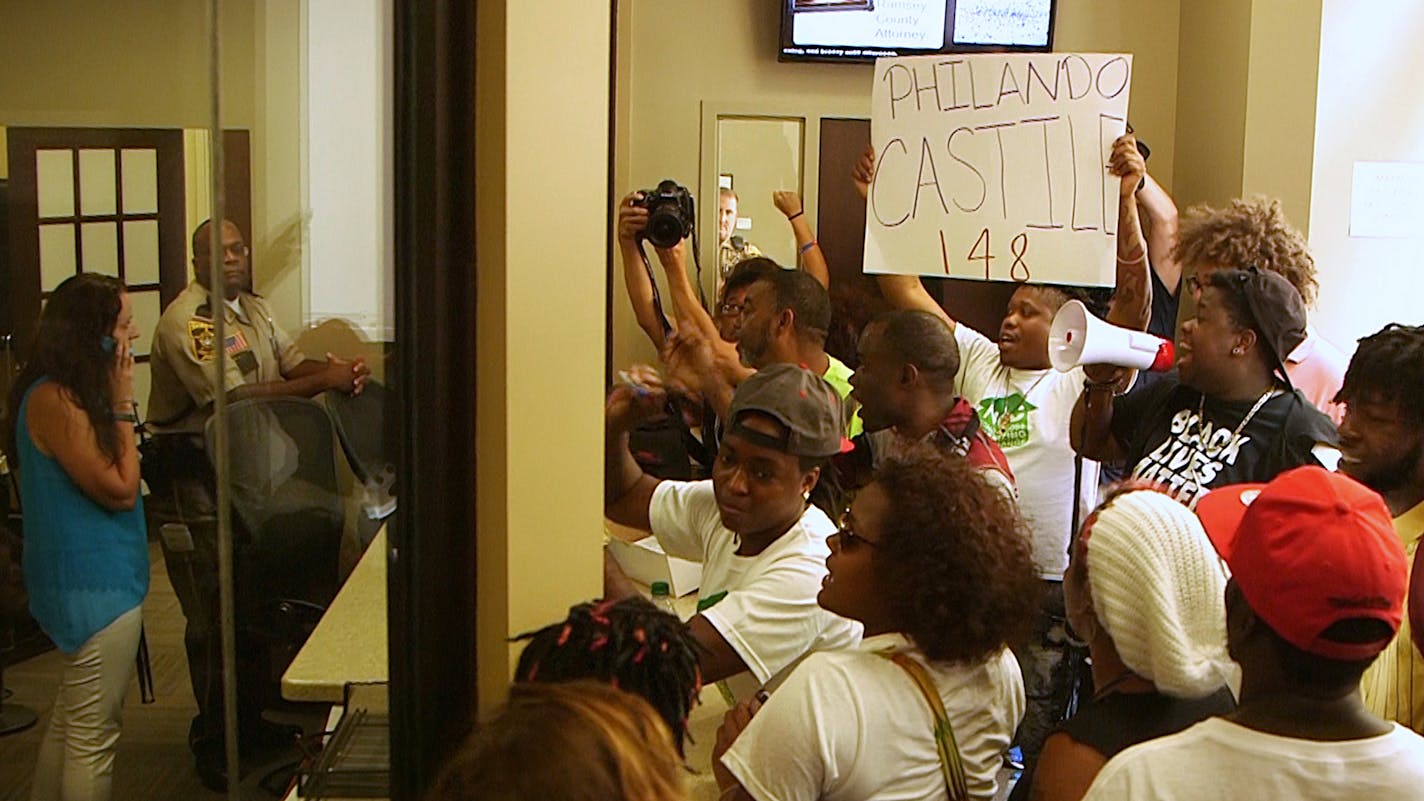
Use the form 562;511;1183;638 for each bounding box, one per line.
650;581;678;616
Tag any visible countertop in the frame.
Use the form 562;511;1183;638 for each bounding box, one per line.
281;527;389;702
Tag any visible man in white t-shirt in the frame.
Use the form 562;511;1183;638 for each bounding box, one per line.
849;133;1153;768
605;363;862;699
1083;466;1424;800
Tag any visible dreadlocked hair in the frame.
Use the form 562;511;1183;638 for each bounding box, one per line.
512;596;703;755
1336;323;1424;426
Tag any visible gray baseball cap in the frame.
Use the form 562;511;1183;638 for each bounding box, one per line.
726;363;852;458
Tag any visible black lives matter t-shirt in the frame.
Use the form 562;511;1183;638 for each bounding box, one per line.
1111;373;1338;508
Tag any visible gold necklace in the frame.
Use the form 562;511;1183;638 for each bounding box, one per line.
995;369;1050;439
1183;385;1280;501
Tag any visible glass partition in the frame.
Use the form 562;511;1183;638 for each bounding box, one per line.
0;2;398;797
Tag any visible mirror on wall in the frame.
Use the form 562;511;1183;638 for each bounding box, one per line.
712;115;806;293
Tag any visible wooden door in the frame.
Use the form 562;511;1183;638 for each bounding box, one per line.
4;128;187;416
816;116;885;367
3;127;251;415
816;117;1018;363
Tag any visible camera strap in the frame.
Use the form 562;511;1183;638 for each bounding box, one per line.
688;227;709;311
635;242;675;338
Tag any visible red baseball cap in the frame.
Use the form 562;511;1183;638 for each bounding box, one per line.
1195;466;1406;661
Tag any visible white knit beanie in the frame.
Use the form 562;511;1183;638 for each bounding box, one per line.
1084;489;1236;699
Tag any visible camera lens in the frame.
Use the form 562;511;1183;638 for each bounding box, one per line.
645;212;684;249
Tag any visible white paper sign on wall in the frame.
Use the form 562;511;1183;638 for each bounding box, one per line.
1349;161;1424;239
865;53;1132;286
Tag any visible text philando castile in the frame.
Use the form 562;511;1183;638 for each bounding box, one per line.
871;55;1131;235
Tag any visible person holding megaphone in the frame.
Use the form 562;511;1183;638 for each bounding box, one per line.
1070;262;1340;511
851;132;1154;773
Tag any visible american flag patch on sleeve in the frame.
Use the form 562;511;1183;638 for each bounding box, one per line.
224;329;250;355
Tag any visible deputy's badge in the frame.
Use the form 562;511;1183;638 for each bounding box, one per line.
187;318;216;362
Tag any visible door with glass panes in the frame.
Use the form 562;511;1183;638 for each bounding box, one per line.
3;127;250;413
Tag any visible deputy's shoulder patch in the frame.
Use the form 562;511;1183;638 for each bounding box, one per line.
187;318;216;362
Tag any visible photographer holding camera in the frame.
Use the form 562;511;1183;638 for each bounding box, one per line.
619;184;827;351
618;182;702;351
617;180;858;428
616;180;864;459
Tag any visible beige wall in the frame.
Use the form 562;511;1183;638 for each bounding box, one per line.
1172;0;1323;234
476;0;610;713
252;1;306;334
1308;0;1424;348
612;0;1184;373
0;1;254;129
1053;0;1182;188
1172;0;1250;211
0;1;313;335
718;118;805;268
1241;0;1322;234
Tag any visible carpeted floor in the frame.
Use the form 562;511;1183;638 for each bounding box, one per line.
0;541;329;801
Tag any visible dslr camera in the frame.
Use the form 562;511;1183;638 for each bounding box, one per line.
635;180;695;249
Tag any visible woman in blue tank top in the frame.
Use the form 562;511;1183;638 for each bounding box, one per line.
5;273;148;801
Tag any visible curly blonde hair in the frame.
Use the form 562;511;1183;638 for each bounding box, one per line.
1173;196;1317;306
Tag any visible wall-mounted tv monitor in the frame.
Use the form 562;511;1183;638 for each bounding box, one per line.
779;0;1057;64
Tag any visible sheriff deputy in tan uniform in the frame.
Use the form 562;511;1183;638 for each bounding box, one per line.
717;188;763;299
148;221;368;431
144;218;369;790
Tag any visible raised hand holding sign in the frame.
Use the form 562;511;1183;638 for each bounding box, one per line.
865;53;1133;287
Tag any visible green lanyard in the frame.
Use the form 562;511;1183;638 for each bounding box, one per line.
879;650;969;801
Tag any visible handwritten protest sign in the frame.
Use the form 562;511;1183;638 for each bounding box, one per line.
864;53;1132;286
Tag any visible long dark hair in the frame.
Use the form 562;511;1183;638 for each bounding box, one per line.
5;274;127;466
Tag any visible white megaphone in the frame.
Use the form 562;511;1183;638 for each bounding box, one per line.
1049;300;1176;373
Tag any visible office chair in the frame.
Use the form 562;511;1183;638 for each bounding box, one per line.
323;380;396;548
205;397;344;685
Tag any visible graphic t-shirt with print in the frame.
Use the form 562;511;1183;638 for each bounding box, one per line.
954;325;1098;579
1110;373;1339;509
835;396;1016;502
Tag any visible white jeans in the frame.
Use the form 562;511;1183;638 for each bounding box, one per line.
29;605;143;801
